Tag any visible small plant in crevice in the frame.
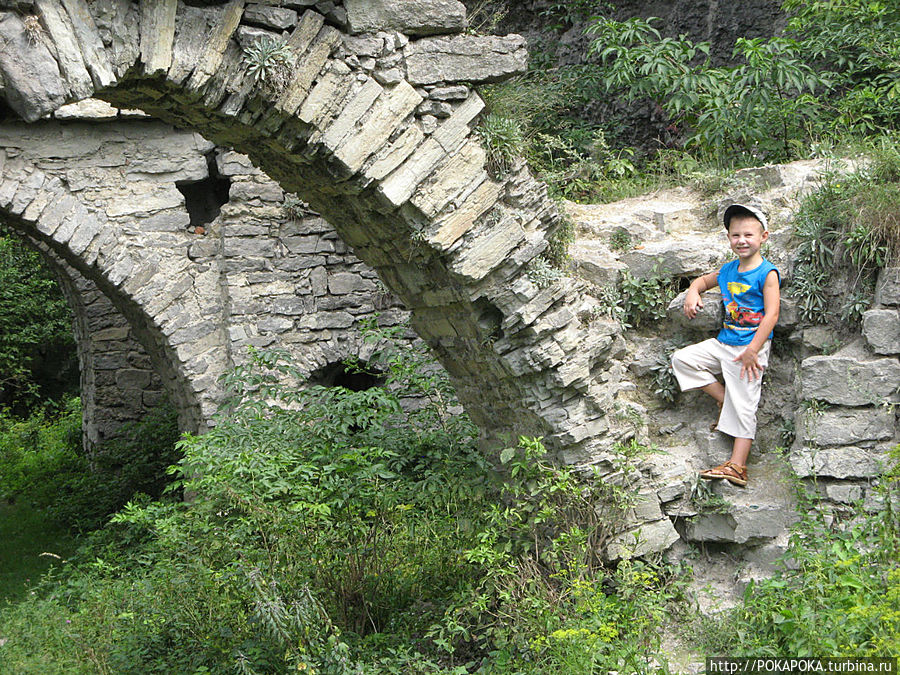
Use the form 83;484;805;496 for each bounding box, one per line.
527;256;565;288
609;228;633;253
22;15;43;44
476;112;525;178
779;416;796;449
619;266;677;329
839;287;873;325
544;210;576;269
689;474;731;515
282;193;312;221
242;36;294;96
789;262;830;324
649;340;686;405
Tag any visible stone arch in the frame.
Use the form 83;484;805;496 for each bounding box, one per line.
0;182;209;436
0;0;615;456
1;2;667;551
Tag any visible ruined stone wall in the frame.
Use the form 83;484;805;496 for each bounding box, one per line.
0;114;413;447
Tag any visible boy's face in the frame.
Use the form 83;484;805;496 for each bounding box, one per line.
727;215;768;261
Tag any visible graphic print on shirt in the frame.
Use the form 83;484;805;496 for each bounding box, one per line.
724;281;763;331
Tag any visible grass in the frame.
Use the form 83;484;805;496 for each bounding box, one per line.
0;501;77;603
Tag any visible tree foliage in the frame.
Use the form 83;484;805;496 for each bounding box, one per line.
0;231;77;412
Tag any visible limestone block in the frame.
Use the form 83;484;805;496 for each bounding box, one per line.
618;239;729;278
345;0;466;36
824;483;863;503
59;0;116;88
245;4;299;31
116;368;153;389
450;212;524;282
684;504;786;544
863;309;900;355
378;94;483;207
876;267;900;306
53;98;118;119
410;139;486;218
0;14;68;121
790;445;890;479
796;407;895;447
605;518;680;561
800;354;900;406
328;272;375;295
667;288;723;333
365;123;424;181
34;0;94;99
276;23;341;114
569;240;626;288
733;164;784;190
330;81;422;174
140;0;178;75
182;0;244;91
405;34;528;85
426;178;502;251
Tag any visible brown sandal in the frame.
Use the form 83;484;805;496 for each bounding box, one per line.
699;461;748;487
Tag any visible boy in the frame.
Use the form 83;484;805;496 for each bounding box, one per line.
671;204;780;486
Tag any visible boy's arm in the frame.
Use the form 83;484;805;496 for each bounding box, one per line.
683;272;718;319
734;270;781;381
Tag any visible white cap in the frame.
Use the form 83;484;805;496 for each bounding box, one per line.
723;203;768;231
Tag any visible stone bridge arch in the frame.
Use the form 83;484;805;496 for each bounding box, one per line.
1;0;624;465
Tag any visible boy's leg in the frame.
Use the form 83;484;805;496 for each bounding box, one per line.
671;338;723;393
715;340;770;440
706;341;771;485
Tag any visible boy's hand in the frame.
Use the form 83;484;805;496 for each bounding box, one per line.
734;347;763;381
683;290;703;319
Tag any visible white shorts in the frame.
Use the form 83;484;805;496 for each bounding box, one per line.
671;338;771;439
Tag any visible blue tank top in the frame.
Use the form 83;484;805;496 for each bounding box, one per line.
717;258;779;346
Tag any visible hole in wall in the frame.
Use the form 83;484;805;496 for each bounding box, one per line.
307;361;385;391
473;298;504;342
176;150;230;229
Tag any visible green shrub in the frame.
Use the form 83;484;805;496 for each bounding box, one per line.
0;398;181;532
788;139;900;325
619;267;677;328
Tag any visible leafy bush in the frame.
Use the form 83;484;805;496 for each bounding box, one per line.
586;17;824;164
619;267;677;328
788;139;900;325
0;324;676;673
0;398;181;532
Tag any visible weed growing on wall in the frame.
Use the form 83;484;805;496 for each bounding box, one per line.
788;138;900;325
242;36;294;96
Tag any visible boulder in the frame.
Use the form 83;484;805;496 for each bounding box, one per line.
0;14;68;121
790;445;892;479
667;288;723;333
876;267;900;306
404;34;527;85
862;309;900;355
618;239;728;278
800;354;900;405
795;407;895;447
345;0;466;36
605;518;680;561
